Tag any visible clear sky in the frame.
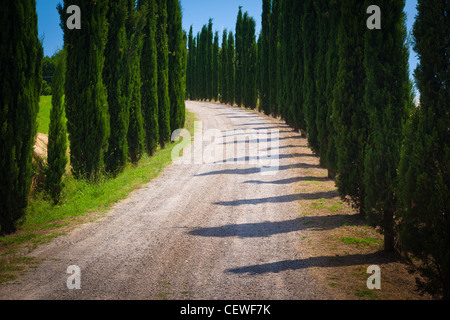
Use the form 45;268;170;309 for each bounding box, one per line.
36;0;418;85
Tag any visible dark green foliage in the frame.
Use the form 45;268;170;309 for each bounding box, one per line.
156;0;171;148
140;0;159;155
58;0;110;181
302;0;318;152
332;0;368;216
186;26;194;100
0;0;43;234
220;29;228;104
46;50;68;204
259;0;271;114
206;19;214;100
212;31;220;101
239;14;257;109
42;55;56;87
235;7;244;107
325;0;341;179
290;0;305;133
103;0;129;175
126;0;146;164
398;0;450;299
167;0;186;131
363;0;413;252
315;0;330;167
227;31;235;105
268;0;280;117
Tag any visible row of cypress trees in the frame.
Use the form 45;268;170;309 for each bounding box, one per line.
58;0;186;180
0;0;187;234
185;7;258;109
186;0;449;299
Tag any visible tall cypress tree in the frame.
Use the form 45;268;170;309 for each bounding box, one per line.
269;0;280;117
325;0;341;179
235;7;244;107
260;0;271;114
290;0;305;133
398;0;450;298
315;0;330;166
363;0;413;252
332;0;368;216
139;0;159;156
303;0;319;153
227;31;235;105
0;0;43;234
206;19;214;101
45;50;68;204
276;0;285;120
212;31;220;101
167;0;186;132
58;0;110;180
103;0;128;175
126;0;146;164
186;26;194;100
244;16;257;109
156;0;171;148
220;29;228;104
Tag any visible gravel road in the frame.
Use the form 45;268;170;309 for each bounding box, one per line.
0;101;330;300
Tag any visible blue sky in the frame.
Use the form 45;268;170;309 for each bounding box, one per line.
36;0;418;85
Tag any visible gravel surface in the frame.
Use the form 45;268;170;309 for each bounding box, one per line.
0;101;330;300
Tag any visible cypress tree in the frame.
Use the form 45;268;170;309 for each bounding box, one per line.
156;0;171;148
103;0;129;175
0;0;43;234
315;0;330;166
45;50;68;204
260;0;271;114
398;0;450;298
206;19;214;100
186;26;194;100
235;7;244;107
276;0;285;120
220;29;228;104
290;0;305;133
139;0;159;156
58;0;110;181
244;17;257;109
325;0;341;179
227;31;235;105
363;0;413;253
126;0;146;164
269;0;280;117
212;31;220;101
302;0;319;152
332;0;368;216
167;0;186;132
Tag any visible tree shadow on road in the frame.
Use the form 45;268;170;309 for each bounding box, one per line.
187;211;359;239
212;190;337;207
224;251;397;275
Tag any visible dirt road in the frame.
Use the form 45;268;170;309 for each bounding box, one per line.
0;101;330;300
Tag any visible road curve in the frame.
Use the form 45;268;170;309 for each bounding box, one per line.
0;101;330;300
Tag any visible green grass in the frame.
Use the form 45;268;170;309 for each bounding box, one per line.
1;97;198;283
37;96;52;134
37;95;67;135
340;237;381;248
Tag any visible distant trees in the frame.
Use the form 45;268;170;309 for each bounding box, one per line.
0;0;43;234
